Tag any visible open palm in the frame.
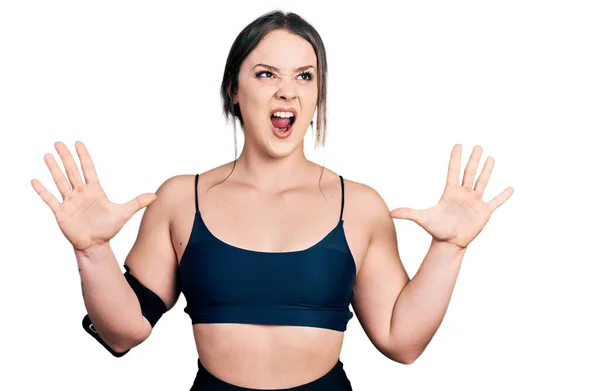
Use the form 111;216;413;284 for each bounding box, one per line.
390;144;514;249
31;141;156;251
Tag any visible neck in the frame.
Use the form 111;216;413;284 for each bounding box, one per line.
234;140;318;192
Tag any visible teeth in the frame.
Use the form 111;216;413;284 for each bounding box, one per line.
273;111;294;118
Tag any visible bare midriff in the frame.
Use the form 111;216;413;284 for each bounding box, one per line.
192;323;345;389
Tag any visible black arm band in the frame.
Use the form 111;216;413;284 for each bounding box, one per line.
81;265;168;357
122;264;168;327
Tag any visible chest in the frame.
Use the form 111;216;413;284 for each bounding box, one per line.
170;182;369;276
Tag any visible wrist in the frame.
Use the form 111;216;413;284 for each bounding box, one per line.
431;238;467;255
75;242;112;265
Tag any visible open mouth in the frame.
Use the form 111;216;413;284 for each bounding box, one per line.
270;113;296;132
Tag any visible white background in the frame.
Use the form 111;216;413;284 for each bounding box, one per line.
2;1;599;390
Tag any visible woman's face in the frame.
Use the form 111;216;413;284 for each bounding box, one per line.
234;29;318;158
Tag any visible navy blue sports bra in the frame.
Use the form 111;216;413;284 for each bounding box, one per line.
178;174;356;332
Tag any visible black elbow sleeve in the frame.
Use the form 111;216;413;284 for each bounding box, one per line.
82;314;130;357
82;265;168;357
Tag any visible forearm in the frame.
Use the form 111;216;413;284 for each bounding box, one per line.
389;239;466;362
76;242;147;350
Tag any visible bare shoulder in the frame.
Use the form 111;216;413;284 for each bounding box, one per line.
154;174;195;202
339;175;392;227
154;162;234;211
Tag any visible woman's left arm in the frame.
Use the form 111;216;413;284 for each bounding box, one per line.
352;144;514;364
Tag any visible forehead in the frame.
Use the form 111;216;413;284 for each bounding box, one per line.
245;29;317;70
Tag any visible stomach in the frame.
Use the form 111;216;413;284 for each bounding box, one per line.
192;323;345;389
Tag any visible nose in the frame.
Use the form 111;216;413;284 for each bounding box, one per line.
275;79;298;101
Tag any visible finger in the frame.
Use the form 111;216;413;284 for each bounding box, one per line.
461;145;483;188
54;141;84;188
121;193;157;221
389;207;424;225
474;156;495;195
446;144;462;187
31;179;61;214
487;186;514;212
75;141;99;184
44;153;71;198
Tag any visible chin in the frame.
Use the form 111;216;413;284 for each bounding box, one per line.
244;120;309;158
266;119;304;144
264;140;303;159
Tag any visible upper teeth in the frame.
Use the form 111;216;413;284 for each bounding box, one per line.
273;111;294;118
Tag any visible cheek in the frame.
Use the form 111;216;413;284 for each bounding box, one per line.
300;88;319;113
239;83;274;108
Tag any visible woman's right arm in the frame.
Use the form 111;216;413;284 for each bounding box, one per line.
77;176;180;353
31;141;179;354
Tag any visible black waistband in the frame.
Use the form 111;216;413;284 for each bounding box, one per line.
191;358;353;390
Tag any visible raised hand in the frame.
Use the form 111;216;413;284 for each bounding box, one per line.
31;141;157;252
389;144;514;249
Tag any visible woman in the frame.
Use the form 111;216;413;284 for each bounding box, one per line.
30;10;513;391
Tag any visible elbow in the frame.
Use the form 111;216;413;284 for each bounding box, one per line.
385;349;419;365
385;337;426;365
389;329;434;365
104;339;130;355
106;333;146;353
83;313;152;357
398;352;420;365
391;349;423;365
103;331;147;354
101;319;151;353
380;344;421;365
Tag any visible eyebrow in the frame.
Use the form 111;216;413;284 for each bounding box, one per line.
253;64;315;73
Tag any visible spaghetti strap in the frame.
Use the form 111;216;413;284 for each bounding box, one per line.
339;175;345;222
194;173;199;213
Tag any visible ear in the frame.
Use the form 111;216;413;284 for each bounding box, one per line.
231;85;238;105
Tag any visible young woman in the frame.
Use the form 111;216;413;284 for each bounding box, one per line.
30;10;513;391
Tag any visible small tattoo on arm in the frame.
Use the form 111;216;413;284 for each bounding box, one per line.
78;267;84;297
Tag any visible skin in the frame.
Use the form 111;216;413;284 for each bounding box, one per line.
32;28;513;389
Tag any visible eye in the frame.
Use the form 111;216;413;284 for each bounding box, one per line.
298;71;313;81
256;70;274;78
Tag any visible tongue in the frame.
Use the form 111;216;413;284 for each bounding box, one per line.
271;116;291;128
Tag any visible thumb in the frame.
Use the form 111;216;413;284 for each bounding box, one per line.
389;207;420;221
122;193;157;220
